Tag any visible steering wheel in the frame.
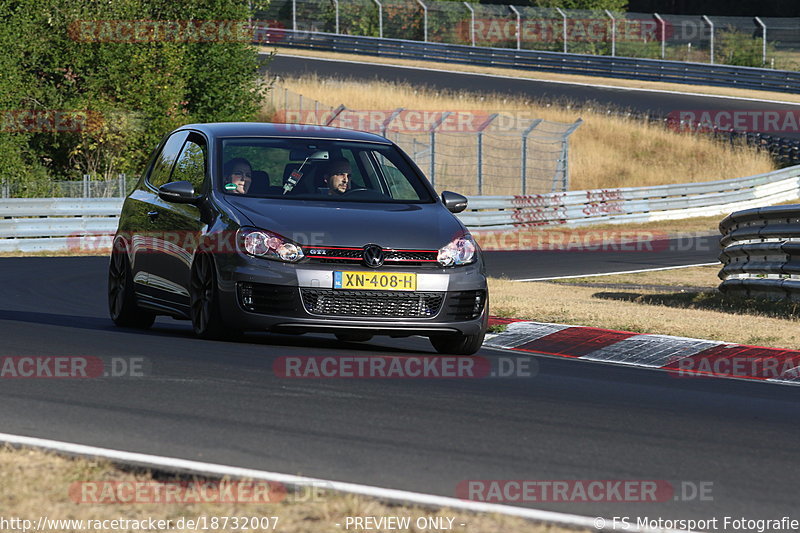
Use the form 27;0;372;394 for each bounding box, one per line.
341;188;369;196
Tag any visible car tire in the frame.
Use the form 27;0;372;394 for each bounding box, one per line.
429;331;486;355
108;247;156;329
335;332;374;343
190;253;230;340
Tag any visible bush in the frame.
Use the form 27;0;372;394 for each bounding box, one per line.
0;0;269;191
717;26;775;67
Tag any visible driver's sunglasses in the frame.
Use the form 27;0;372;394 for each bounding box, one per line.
231;171;252;179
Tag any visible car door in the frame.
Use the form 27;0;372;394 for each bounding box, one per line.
129;130;188;307
151;132;210;307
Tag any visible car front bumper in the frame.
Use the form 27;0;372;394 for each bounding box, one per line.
214;255;488;336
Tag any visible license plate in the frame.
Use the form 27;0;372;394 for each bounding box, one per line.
334;271;417;291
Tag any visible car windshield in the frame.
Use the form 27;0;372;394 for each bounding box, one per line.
219;137;434;203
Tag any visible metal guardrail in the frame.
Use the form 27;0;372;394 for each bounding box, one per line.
2;165;799;252
719;204;800;300
460;164;800;229
0;199;122;253
0;198;124;217
258;2;800;66
267;29;800;94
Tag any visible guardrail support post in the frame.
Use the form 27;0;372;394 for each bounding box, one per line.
476;113;498;196
509;5;521;50
654;13;665;59
702;15;714;64
604;9;615;57
332;0;340;34
416;0;428;42
556;7;567;53
755;16;766;66
464;2;475;46
373;0;383;38
521;119;542;195
428;112;453;189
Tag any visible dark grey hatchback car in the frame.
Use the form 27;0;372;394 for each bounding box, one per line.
109;123;488;354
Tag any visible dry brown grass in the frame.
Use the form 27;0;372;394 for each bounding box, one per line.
0;446;581;533
270;75;776;192
489;266;800;348
550;264;721;288
266;46;800;105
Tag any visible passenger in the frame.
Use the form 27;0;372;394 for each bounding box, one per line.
223;158;252;194
321;159;352;196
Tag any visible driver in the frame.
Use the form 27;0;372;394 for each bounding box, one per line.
322;159;352;196
224;158;252;194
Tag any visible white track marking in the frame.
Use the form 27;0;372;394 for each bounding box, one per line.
582;334;722;368
484;322;570;349
514;262;720;282
0;432;685;532
266;52;800;107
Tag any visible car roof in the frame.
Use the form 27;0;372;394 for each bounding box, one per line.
177;122;392;144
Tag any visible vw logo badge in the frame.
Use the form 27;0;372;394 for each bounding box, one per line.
362;244;384;268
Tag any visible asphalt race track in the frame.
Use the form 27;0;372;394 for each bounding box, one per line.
1;256;798;524
266;54;800;140
483;234;720;279
2;53;793;527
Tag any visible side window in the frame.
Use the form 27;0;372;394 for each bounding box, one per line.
342;151;365;189
148;131;189;188
375;152;419;200
172;136;207;193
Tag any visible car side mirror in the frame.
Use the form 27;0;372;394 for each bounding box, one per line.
158;181;198;204
441;191;468;213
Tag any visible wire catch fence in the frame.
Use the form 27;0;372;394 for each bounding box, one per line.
269;86;582;195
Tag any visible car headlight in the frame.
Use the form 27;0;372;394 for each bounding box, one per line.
437;234;477;266
238;228;304;262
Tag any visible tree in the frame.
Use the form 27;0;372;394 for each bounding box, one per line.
527;0;629;10
0;0;269;191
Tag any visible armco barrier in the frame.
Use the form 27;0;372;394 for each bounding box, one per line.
2;165;799;252
458;164;800;229
0;198;122;253
265;30;800;94
719;204;800;300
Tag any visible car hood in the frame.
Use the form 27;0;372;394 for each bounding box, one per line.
223;197;466;250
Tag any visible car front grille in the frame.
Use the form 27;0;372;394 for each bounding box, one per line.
304;246;439;267
239;283;484;321
300;289;444;318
